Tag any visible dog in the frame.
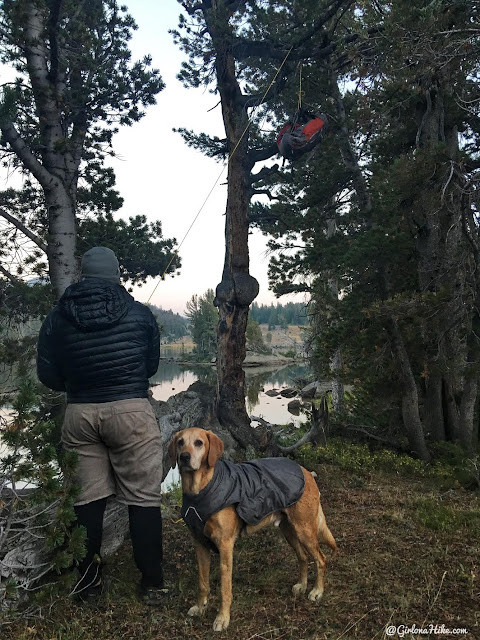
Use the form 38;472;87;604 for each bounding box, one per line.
169;427;337;632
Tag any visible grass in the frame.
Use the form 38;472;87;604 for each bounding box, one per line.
1;456;479;640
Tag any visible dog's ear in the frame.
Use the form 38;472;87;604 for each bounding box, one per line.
168;432;181;469
206;430;224;468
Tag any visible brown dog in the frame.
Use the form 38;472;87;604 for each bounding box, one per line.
169;427;337;632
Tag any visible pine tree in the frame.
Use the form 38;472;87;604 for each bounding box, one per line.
0;0;168;297
173;0;351;447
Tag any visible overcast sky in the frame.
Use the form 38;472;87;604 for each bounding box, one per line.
109;0;300;315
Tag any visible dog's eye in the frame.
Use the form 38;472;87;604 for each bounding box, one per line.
178;438;184;447
194;440;203;447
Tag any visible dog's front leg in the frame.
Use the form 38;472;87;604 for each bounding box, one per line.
213;538;235;632
188;539;211;618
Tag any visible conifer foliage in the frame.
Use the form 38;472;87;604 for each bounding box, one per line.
174;0;480;456
0;377;84;604
0;0;177;296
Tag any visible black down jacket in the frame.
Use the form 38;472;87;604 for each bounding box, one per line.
37;278;160;403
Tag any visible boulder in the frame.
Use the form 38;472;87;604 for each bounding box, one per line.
287;399;302;415
265;389;281;397
280;388;297;398
300;381;319;399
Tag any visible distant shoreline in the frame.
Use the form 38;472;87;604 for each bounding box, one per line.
159;353;299;367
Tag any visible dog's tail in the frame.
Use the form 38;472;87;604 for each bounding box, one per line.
318;511;337;557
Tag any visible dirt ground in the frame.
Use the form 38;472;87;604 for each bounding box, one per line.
1;463;478;640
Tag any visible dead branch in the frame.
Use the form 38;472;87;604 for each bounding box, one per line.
252;398;329;455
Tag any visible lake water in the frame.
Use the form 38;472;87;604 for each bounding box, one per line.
150;360;309;426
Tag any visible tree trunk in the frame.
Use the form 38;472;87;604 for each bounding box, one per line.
424;374;445;441
388;319;431;461
459;375;478;452
45;186;78;297
0;1;80;299
330;348;345;413
214;123;259;447
442;377;460;442
326;215;345;413
206;1;259;445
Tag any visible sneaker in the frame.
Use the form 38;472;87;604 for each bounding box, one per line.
139;584;171;607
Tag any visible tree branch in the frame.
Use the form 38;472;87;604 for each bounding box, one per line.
0;207;48;252
0;263;20;284
295;0;353;48
234;39;335;62
251;189;277;200
250;163;280;184
253;398;329;455
248;211;283;225
0;121;55;190
248;142;279;165
24;2;58;117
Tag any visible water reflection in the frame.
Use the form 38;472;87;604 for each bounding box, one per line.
150;362;308;427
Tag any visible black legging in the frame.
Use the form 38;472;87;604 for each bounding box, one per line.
129;505;164;587
74;499;164;589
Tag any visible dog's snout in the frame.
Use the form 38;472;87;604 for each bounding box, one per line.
179;451;191;463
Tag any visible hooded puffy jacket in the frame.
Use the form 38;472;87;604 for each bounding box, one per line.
37;278;160;403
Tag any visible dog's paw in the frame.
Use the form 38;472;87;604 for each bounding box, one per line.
188;604;207;617
308;587;324;602
213;613;230;631
292;582;307;596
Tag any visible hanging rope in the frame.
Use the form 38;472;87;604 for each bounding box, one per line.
145;46;293;304
297;62;303;112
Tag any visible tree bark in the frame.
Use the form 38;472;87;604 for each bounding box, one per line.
24;0;78;296
415;81;476;446
442;376;460;442
459;375;478;452
204;1;260;445
44;184;78;298
424;374;445;441
0;1;80;298
326;213;345;413
387;319;431;461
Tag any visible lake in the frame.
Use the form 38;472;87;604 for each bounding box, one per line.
151;360;309;427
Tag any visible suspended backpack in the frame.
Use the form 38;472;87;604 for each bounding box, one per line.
276;109;327;160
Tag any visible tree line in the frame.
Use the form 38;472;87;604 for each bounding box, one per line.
148;304;189;342
250;302;308;329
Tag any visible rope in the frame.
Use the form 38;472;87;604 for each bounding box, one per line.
297;62;303;111
145;46;293;305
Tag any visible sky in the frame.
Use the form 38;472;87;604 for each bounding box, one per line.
106;0;300;315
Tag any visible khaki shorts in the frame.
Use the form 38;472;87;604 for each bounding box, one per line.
62;398;162;507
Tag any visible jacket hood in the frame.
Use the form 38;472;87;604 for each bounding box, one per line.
58;278;134;331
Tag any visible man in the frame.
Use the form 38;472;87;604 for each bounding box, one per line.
37;246;166;605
